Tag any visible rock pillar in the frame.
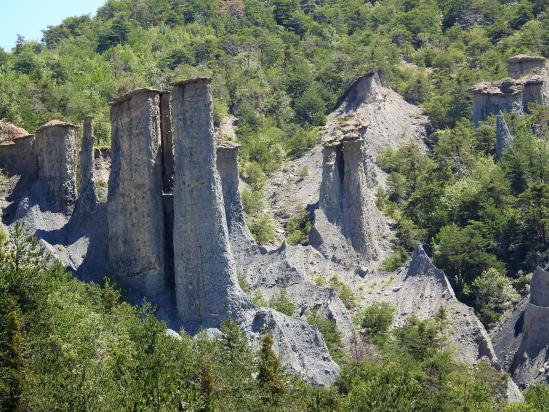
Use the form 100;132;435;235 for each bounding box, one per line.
315;138;380;261
35;120;79;214
495;111;512;159
107;89;166;297
512;267;549;385
75;116;98;214
171;78;249;331
216;141;253;242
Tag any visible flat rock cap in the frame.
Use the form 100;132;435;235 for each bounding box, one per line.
109;88;162;105
36;119;77;132
507;54;546;64
0;120;31;145
171;77;212;87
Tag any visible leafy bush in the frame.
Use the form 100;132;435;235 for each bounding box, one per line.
286;207;312;245
330;276;356;310
379;248;409;272
269;289;294;316
358;302;396;340
472;268;519;326
248;212;276;245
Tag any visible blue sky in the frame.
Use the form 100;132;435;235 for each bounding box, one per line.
0;0;107;51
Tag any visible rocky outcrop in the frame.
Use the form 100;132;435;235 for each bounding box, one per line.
107;89;167;300
171;78;250;330
160;92;174;193
496;111;512;159
471;56;547;126
35;120;79;214
308;72;426;268
216;140;254;250
470;80;524;126
74;116;98;215
310;137;385;265
0;122;37;178
507;55;547;79
509;267;549;386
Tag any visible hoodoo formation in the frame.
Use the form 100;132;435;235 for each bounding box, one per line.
470;55;547;125
495;111;513;159
35;120;79;214
74;116;98;216
0;69;545;394
107;89;167;301
171;78;251;329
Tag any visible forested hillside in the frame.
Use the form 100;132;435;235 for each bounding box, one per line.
1;224;548;410
0;0;548;409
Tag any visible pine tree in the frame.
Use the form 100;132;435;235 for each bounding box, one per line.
257;333;285;405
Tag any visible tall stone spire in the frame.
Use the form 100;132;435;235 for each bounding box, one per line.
74;116;98;215
171;78;250;331
496;111;512;159
35;120;79;214
107;89;166;299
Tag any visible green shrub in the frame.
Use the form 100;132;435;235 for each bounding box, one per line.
286;207;312;245
242;162;266;191
379;248;409;272
472;268;519;326
307;310;345;364
358;302;396;340
269;289;294;316
242;189;265;216
330;276;356;310
248;212;276;245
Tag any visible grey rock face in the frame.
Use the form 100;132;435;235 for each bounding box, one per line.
507;55;546;79
74;116;98;215
35;121;79;214
510;267;549;386
171;78;251;331
495;111;512;159
311;138;385;265
107;89;167;299
216;142;254;246
470;81;524;126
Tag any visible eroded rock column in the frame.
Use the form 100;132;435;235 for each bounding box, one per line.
171;78;249;331
107;89;166;297
216;141;253;243
495;111;512;159
35;120;79;214
512;266;549;385
75;116;98;215
314;137;380;262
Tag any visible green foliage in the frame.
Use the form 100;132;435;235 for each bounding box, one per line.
330;276;356;310
248;212;276;245
376;110;548;325
358;302;396;341
286;206;312;245
472;268;519;326
269;289;295;316
380;248;409;271
1;229;545;410
307;310;346;364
